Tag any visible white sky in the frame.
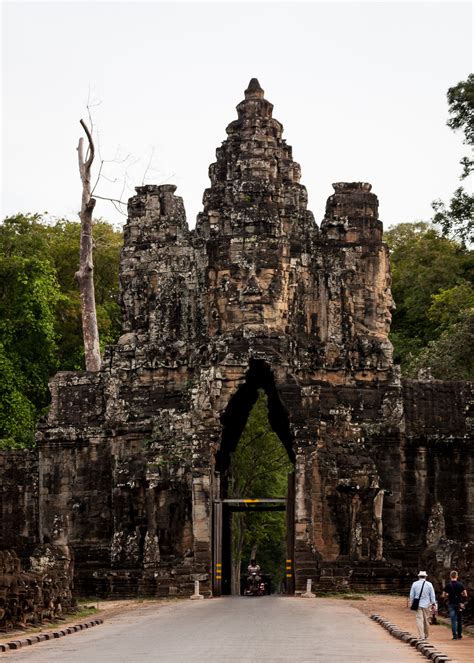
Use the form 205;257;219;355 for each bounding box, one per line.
1;1;473;230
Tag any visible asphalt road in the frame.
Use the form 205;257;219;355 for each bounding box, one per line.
5;597;425;662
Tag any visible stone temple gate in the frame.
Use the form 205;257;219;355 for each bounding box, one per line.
2;79;473;599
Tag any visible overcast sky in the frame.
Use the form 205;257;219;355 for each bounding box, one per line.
1;1;472;231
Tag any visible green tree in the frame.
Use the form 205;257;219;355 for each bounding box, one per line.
428;282;474;331
0;214;123;371
228;390;293;594
432;74;474;244
407;310;474;380
0;255;61;447
385;222;472;368
0;344;37;449
385;222;473;377
0;214;123;447
408;282;474;380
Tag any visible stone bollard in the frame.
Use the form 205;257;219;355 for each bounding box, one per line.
301;579;316;598
190;580;204;600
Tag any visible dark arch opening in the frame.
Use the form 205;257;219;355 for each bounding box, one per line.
216;359;294;486
213;359;296;595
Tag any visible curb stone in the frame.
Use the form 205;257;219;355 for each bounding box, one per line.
0;619;103;653
370;614;452;662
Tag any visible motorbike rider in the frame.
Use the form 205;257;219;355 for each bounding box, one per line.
247;559;261;590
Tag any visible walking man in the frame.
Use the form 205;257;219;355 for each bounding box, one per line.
442;570;468;640
409;570;436;640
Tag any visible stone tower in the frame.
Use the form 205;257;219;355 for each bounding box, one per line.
22;80;472;597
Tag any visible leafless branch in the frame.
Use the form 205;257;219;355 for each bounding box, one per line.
85;89;101;141
141;146;156;185
80;119;95;170
91;159;105;195
158;172;176;185
112;150;134;165
110;199;128;217
99;173;119;184
93;194;128;206
119;171;130;205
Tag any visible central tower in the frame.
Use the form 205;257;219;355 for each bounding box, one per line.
196;78;317;339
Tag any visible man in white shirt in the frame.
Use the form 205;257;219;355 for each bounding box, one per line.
409;570;437;639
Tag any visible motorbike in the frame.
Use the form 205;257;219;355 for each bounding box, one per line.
244;572;267;596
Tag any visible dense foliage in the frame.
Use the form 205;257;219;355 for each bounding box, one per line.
0;255;60;447
386;222;473;378
229;391;293;594
432;74;473;244
0;214;123;448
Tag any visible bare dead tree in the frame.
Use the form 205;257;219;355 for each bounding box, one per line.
74;102;168;369
76;118;101;371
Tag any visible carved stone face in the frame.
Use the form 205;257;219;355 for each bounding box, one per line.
241;267;277;304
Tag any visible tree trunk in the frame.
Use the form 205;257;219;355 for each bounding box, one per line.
76;119;101;372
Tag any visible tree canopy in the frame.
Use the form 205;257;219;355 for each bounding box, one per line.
0;214;123;448
432;74;474;244
386;221;473;378
0;255;60;447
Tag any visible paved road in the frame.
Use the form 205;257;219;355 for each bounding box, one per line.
5;597;425;662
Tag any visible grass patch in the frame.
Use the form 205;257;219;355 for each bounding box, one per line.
0;606;99;639
70;606;98;620
319;592;366;601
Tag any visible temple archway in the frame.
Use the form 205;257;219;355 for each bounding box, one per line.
212;360;296;595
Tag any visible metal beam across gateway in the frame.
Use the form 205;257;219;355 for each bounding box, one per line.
221;498;287;512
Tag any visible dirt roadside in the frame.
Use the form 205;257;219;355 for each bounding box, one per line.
0;599;162;647
343;594;472;663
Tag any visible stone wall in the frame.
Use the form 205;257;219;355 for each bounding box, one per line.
400;379;474;547
0;547;73;628
0;451;38;558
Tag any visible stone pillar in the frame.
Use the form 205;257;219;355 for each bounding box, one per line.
192;474;212;566
372;489;385;561
301;578;316;598
190;580;204;600
294;450;317;592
